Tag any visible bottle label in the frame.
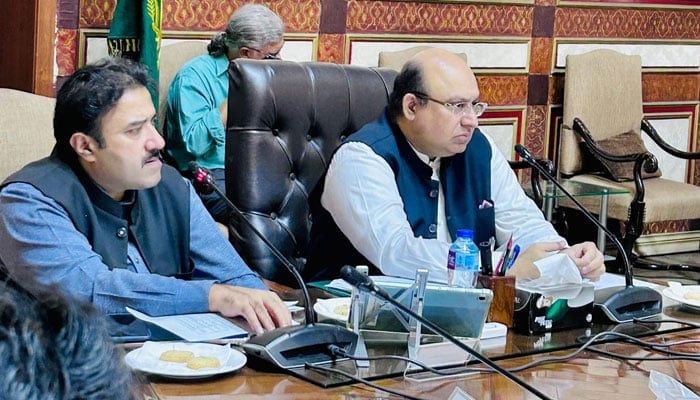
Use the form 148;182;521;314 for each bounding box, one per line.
449;251;476;271
447;250;456;270
447;244;479;288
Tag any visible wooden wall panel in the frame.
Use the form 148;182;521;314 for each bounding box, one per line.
44;0;700;235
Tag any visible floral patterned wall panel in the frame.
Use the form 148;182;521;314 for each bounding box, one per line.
53;0;700;233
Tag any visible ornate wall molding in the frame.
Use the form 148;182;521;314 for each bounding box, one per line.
78;29;317;66
346;34;531;72
558;0;700;9
553;39;700;73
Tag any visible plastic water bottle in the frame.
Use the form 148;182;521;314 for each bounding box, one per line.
447;229;480;288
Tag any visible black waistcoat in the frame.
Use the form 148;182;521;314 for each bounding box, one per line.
306;112;494;281
3;156;192;277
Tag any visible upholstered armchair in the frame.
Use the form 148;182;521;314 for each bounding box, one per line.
225;60;397;284
0;88;55;180
378;45;468;71
560;49;700;272
157;41;208;134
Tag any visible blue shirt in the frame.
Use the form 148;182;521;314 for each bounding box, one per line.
0;180;265;316
165;53;229;171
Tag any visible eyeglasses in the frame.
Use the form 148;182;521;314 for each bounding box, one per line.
412;92;488;117
244;46;282;60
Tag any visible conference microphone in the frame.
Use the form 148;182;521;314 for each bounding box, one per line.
340;266;552;400
188;162;358;369
514;144;662;323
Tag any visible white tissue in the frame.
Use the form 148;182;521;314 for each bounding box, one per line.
517;253;582;291
648;370;699;400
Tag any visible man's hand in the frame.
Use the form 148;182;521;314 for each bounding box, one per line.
506;241;566;280
208;284;292;334
559;241;605;281
507;241;605;282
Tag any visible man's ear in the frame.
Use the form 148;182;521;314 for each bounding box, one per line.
403;93;419;120
69;133;97;162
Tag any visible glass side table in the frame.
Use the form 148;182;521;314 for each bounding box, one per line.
524;179;629;253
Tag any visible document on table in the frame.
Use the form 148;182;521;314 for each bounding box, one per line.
592;273;661;291
126;307;248;342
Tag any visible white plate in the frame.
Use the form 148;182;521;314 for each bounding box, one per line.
663;285;700;313
124;342;246;379
313;298;351;322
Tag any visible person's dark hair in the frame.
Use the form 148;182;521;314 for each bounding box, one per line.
208;4;285;57
387;60;428;124
53;57;153;163
0;276;136;400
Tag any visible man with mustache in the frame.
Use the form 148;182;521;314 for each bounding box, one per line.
306;48;605;284
0;58;291;335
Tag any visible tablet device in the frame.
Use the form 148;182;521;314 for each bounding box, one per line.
352;282;493;339
108;314;151;343
108;314;181;343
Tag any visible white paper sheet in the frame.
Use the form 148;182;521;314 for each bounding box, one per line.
126;307;248;342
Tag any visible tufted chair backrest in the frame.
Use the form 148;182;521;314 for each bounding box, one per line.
226;59;397;285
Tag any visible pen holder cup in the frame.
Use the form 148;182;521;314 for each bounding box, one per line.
477;274;515;328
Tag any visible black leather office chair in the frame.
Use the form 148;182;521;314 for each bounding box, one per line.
225;60;397;285
225;59;550;285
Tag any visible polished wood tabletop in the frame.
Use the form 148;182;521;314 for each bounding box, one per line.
135;282;700;400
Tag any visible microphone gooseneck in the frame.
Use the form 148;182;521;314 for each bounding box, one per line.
188;162;315;325
514;145;631;285
514;145;661;323
340;266;553;400
188;162;359;370
339;264;375;291
515;144;633;287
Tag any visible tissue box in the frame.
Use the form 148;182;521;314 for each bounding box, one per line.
513;283;594;335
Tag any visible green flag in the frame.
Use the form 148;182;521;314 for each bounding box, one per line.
107;0;162;107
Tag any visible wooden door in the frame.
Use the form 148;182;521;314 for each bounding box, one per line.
0;0;56;96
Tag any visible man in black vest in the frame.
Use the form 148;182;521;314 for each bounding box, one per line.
0;58;290;335
307;48;605;283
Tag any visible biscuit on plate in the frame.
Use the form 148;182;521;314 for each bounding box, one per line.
333;304;349;317
159;349;195;363
186;356;221;370
684;291;700;301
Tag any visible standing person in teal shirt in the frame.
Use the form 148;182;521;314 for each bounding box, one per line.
165;4;285;222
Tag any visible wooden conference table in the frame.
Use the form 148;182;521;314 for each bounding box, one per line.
136;281;700;400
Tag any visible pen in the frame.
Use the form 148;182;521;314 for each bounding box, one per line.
494;255;504;277
505;244;520;271
499;236;513;276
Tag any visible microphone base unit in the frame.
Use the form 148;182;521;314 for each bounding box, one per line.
514;144;661;327
188;163;362;372
593;285;662;324
241;323;358;369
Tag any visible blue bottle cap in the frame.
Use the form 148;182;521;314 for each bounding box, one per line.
456;229;474;239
